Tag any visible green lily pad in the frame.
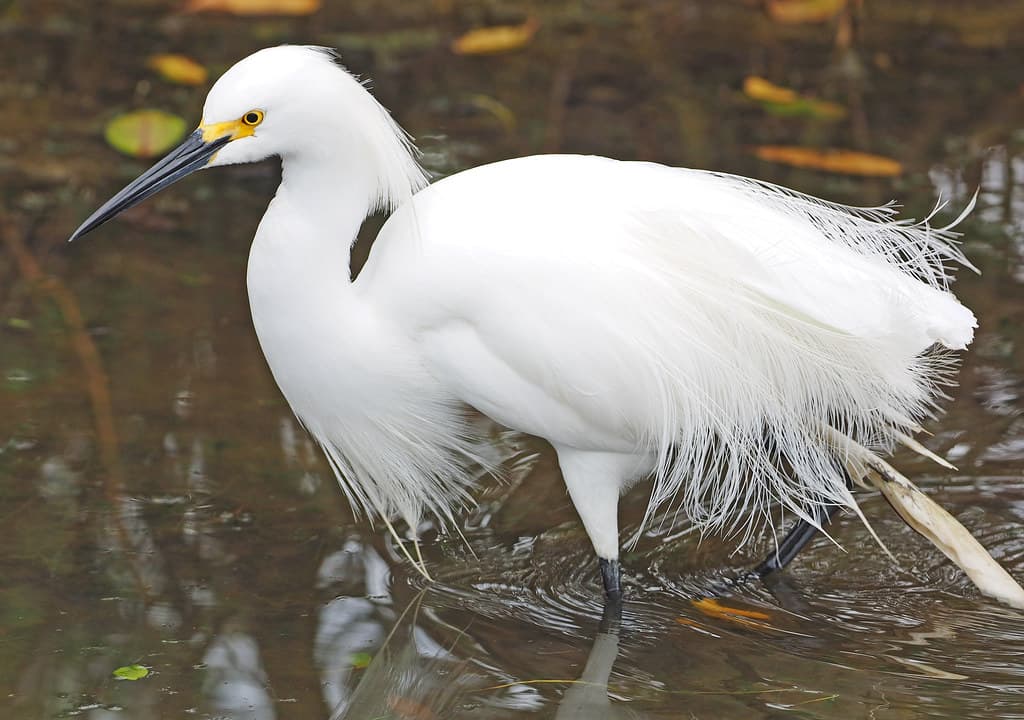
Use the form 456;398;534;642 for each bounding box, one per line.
350;652;373;669
113;664;149;680
104;110;187;159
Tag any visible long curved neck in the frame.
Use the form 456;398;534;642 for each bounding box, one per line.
247;93;427;338
258;120;427;281
270;153;374;280
245;160;381;425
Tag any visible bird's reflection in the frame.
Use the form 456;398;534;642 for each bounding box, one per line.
202;624;275;720
552;601;642;720
317;540;645;720
316;538;399;716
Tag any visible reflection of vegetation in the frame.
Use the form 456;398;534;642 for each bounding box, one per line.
2;224;123;492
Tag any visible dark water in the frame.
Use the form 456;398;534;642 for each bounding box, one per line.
4;1;1024;718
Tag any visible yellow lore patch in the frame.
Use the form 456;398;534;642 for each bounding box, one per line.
199;115;259;143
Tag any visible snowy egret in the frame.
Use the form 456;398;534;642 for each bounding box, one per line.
71;46;1024;606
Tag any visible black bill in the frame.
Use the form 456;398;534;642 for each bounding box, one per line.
69;129;231;242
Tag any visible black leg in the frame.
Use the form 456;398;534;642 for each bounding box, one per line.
754;473;856;577
599;589;623;632
599;557;622;601
753;504;843;576
754;475;860;577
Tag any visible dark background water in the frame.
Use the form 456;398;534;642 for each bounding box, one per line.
3;1;1024;718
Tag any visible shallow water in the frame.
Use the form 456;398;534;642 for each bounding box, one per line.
3;1;1024;718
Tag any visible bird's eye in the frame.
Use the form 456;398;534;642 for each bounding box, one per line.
242;110;264;127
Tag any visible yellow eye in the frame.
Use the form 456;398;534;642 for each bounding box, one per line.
242;110;264;127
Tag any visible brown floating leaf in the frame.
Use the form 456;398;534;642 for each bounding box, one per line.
451;17;539;55
767;0;845;24
743;76;846;119
105;110;188;159
752;146;902;176
183;0;321;15
147;54;208;86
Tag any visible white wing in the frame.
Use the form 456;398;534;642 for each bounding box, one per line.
360;154;977;538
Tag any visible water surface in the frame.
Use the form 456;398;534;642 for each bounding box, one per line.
3;1;1024;718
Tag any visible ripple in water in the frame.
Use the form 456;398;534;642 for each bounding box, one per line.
391;480;1024;718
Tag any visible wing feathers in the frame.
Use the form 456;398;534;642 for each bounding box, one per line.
371;156;978;549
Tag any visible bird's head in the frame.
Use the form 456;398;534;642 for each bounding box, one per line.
70;45;425;242
198;45;347;168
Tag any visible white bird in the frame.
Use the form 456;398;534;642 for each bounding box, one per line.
71;45;1023;605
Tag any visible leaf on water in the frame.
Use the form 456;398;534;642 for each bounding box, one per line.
691;598;771;620
690;598;777;630
105;110;187;159
147;54;208;86
451;17;539;55
752;146;902;176
766;0;846;24
349;651;373;669
182;0;321;16
6;317;32;330
113;665;149;680
743;76;846;119
743;76;798;104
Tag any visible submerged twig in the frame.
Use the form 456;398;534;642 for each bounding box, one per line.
824;424;1024;609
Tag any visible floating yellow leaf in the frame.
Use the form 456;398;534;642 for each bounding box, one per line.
767;0;845;24
451;17;539;55
147;54;208;86
183;0;321;15
743;76;846;120
692;598;772;620
753;146;902;176
691;598;776;630
743;76;798;105
105;110;187;159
